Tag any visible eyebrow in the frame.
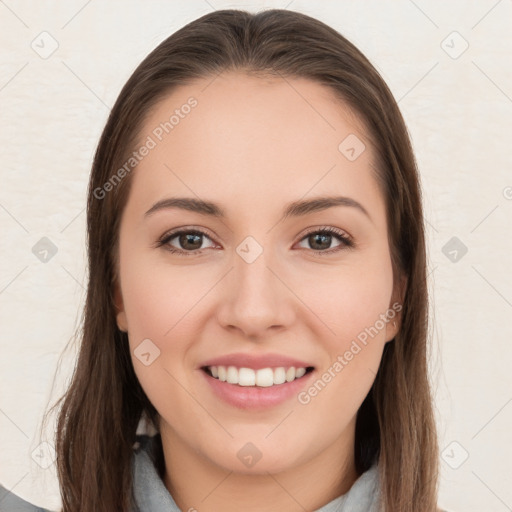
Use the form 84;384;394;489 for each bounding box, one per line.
144;195;372;222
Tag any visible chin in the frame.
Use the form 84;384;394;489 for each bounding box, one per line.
205;437;305;475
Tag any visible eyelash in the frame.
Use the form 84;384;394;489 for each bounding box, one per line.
156;226;354;257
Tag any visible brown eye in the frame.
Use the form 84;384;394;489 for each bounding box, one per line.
297;227;353;254
307;232;334;250
158;229;216;256
176;232;203;251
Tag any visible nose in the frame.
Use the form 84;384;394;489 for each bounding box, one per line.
215;243;295;340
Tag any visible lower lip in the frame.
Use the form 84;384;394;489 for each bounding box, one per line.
200;369;315;410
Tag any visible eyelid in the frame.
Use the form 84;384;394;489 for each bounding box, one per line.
158;225;216;242
299;225;353;243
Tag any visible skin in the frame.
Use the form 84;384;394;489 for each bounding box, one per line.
114;71;403;512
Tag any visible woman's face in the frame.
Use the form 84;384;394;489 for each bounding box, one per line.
115;71;401;476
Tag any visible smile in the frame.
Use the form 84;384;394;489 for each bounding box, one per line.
203;365;314;387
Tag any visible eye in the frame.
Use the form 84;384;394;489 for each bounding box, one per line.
296;226;354;255
156;226;354;257
156;228;217;256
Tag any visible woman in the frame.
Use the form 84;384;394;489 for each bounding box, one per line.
5;8;442;512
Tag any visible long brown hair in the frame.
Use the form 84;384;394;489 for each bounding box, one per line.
44;8;439;511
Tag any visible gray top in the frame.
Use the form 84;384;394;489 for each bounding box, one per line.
0;434;381;511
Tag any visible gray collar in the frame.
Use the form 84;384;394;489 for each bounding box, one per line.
131;435;381;511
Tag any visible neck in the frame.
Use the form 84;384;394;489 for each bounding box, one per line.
161;421;359;512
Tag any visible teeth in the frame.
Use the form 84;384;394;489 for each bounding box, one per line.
226;366;238;384
207;365;310;387
295;367;306;378
273;367;286;385
255;368;274;387
239;367;256;386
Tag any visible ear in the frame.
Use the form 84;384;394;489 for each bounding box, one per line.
113;281;128;332
385;273;407;342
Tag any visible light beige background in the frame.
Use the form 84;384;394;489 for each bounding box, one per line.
0;1;511;511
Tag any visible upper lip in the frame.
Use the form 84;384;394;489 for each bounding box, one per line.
200;352;314;370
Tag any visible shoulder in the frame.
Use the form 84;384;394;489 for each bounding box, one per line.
0;483;53;512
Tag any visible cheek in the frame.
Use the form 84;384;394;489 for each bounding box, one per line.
296;251;395;348
120;261;207;425
120;253;212;340
291;254;394;432
120;256;217;407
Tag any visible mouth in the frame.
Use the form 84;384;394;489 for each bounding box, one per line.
198;353;316;409
201;365;315;387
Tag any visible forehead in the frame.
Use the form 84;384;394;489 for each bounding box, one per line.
139;70;370;154
125;71;384;226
